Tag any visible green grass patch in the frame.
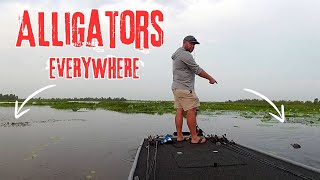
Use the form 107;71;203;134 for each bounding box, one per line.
1;99;320;125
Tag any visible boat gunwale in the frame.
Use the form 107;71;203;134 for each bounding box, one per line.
128;138;145;180
235;143;320;174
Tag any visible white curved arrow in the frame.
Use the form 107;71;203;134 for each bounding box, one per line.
15;84;56;119
243;88;285;123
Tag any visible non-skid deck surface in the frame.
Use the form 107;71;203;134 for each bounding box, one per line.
132;138;320;180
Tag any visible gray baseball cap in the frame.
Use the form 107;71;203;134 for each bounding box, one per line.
183;35;200;44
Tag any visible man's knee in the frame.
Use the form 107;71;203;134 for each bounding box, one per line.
188;107;199;116
187;107;196;113
186;108;197;118
176;108;184;115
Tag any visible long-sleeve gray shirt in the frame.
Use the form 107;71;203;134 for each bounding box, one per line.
171;47;203;90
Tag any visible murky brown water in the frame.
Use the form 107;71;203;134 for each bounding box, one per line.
0;106;319;180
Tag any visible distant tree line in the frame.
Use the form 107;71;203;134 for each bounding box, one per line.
228;98;320;104
36;97;127;102
0;94;127;102
0;94;18;101
0;92;318;104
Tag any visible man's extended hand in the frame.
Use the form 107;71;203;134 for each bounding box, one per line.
198;70;217;84
209;78;218;84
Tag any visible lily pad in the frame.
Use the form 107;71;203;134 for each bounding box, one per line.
256;124;273;127
279;126;299;130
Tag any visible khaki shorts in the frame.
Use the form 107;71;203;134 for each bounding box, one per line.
172;89;200;111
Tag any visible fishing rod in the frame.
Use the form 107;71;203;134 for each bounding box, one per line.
146;135;159;180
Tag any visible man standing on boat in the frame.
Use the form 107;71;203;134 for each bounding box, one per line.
171;35;217;144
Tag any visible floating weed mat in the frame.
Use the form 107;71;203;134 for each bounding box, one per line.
98;101;174;114
50;136;63;144
239;112;254;119
279;126;300;130
24;137;63;161
213;111;225;115
24;143;49;161
35;118;87;123
1;119;87;127
286;117;320;125
260;114;272;122
85;170;96;180
256;124;273;127
0;121;30;127
265;120;279;123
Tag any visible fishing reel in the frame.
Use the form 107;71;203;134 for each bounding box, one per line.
207;134;235;145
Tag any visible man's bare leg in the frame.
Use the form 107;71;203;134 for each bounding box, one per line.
187;107;205;143
175;108;184;141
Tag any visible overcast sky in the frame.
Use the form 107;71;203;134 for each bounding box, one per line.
0;0;319;101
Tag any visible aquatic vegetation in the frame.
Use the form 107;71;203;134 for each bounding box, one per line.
260;114;277;122
1;99;319;125
239;112;254;119
85;170;96;180
50;136;63;144
0;121;30;127
279;126;299;130
97;101;174;114
256;124;273;127
265;120;279;124
23;137;63;161
72;107;80;112
260;119;270;122
51;102;97;110
214;111;224;115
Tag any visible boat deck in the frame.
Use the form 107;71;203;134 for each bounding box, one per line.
130;136;320;180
